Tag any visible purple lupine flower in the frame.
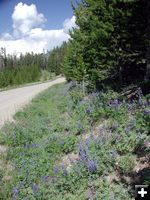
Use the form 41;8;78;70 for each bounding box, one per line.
124;126;129;134
90;133;94;140
61;165;68;176
79;99;88;105
143;109;150;115
111;151;118;159
32;183;39;195
12;132;16;142
79;142;89;163
41;176;49;183
21;159;26;166
12;187;19;200
85;138;91;146
110;99;119;109
87;159;97;173
91;92;99;98
143;100;149;107
31;143;38;148
53;166;60;174
86;189;94;200
86;106;93;113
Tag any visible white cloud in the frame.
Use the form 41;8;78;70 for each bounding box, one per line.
12;2;46;37
63;16;77;33
0;2;77;55
0;31;69;55
1;33;13;40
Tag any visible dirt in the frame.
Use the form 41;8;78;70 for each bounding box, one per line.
0;145;7;154
0;77;66;128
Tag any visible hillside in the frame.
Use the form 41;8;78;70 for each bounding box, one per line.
0;83;149;199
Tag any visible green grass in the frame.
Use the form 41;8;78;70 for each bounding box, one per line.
0;83;149;199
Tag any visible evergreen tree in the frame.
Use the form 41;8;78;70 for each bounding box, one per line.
63;0;149;89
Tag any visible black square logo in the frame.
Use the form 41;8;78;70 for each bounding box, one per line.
135;185;150;199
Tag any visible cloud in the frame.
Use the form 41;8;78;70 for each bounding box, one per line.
63;16;77;33
0;2;77;55
0;31;69;55
12;2;46;37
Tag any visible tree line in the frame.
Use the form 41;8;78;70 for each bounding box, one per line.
0;42;67;88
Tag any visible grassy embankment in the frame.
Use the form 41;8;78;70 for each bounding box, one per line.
0;83;149;199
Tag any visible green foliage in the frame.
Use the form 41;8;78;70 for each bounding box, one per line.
0;83;149;199
117;154;136;174
40;70;55;82
61;135;78;154
62;0;148;89
47;42;68;75
0;64;40;88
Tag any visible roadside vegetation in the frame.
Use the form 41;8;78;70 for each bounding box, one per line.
0;83;149;199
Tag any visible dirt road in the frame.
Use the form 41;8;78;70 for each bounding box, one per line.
0;77;66;128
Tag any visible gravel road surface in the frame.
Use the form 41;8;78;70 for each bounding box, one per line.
0;77;65;128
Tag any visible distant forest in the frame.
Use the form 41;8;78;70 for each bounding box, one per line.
0;0;150;92
0;42;67;88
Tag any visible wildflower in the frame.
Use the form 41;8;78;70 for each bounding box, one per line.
110;99;119;109
90;133;94;140
79;142;89;163
86;189;94;200
41;176;49;183
143;109;150;115
85;138;91;146
31;143;38;148
143;100;149;108
87;159;97;173
86;106;93;113
124;126;129;133
79;99;88;105
111;151;118;159
12;187;19;200
32;183;39;195
61;165;68;176
53;166;60;174
144;140;150;148
90;92;99;99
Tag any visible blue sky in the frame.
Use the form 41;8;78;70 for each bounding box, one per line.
0;0;77;34
0;0;79;54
